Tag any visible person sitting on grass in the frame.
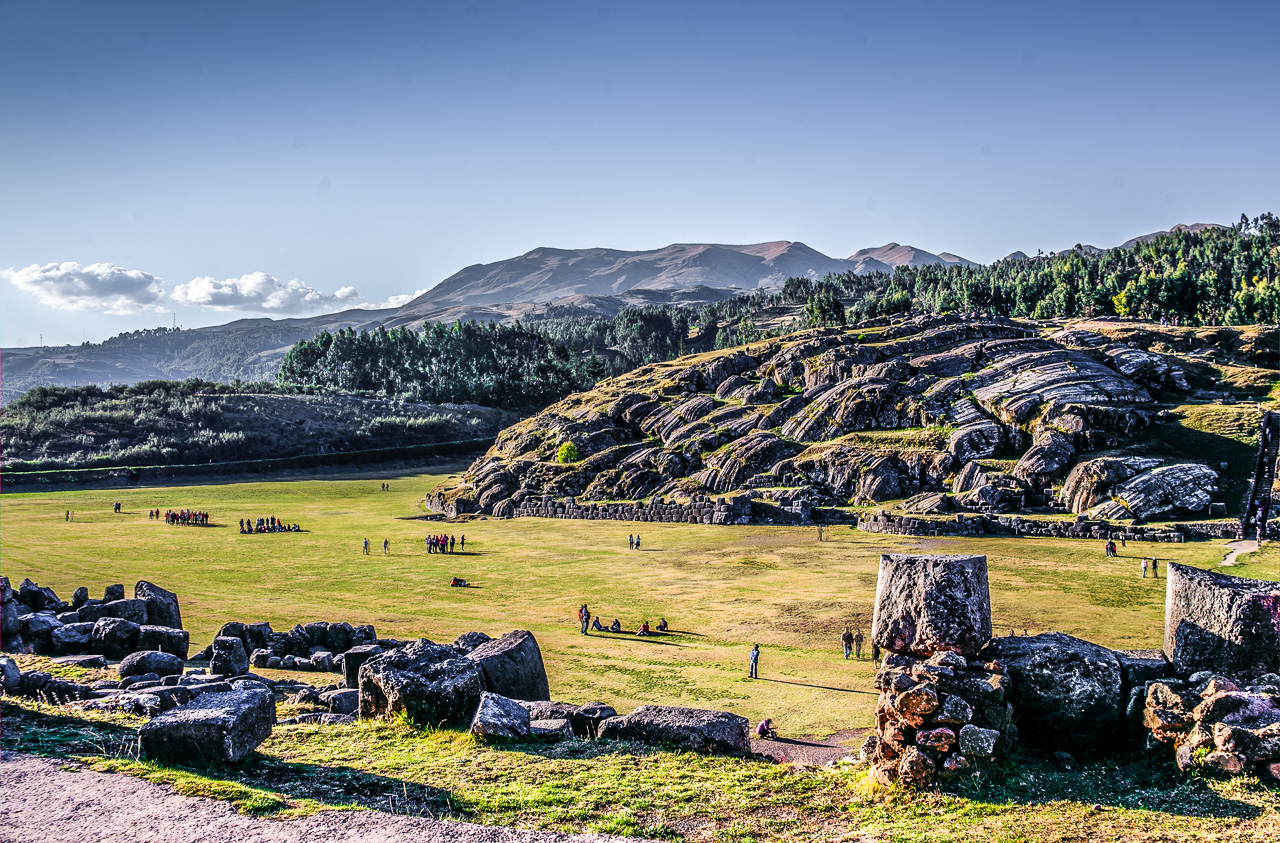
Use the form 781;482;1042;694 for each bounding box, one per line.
637;621;651;636
609;618;622;633
756;718;776;740
592;617;607;631
656;618;668;632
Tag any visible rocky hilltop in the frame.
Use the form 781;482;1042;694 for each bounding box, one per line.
437;314;1276;525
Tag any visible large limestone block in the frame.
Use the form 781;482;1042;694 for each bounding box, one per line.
598;705;750;756
358;639;484;727
139;689;275;764
872;554;992;657
980;632;1123;756
469;691;532;739
465;630;550;702
134;581;182;630
1164;563;1280;678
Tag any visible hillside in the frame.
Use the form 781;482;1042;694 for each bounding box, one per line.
1;381;511;471
438;313;1279;525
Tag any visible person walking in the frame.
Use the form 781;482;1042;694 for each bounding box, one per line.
854;629;865;659
1151;557;1158;578
460;535;466;551
749;643;760;679
635;534;641;551
362;538;370;555
382;538;390;555
1141;557;1148;578
841;627;854;659
628;534;634;550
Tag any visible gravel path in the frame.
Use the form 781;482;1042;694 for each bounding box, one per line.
0;751;642;843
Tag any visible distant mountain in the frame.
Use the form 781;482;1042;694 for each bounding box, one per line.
1120;223;1224;250
395;239;975;317
847;243;978;270
1;308;395;404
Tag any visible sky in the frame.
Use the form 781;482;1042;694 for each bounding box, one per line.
2;0;1278;347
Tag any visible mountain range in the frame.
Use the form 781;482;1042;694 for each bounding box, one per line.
0;224;1221;401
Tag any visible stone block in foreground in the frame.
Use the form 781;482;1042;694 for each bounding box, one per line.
1164;563;1280;678
139;689;275;765
598;705;750;756
872;554;992;657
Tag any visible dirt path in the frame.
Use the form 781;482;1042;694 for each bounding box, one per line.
1221;539;1259;567
750;729;865;766
0;752;642;843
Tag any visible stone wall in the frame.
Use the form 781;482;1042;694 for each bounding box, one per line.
856;511;1243;543
507;494;752;525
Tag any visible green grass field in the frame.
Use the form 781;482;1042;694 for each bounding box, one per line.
3;462;1279;840
2;461;1273;737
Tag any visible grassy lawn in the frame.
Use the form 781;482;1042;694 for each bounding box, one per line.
2;464;1278;840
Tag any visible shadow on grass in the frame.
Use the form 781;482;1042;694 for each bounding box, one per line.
587;632;685;647
947;752;1267;820
758;677;873;695
0;702;457;820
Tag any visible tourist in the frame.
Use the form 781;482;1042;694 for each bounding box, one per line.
580;605;591;635
1121;536;1126;548
363;538;370;555
628;534;634;550
656;618;668;632
637;621;651;636
65;510;69;521
609;618;621;633
1142;557;1148;578
756;718;776;739
449;535;456;553
749;643;760;679
871;640;880;663
841;627;854;659
592;617;606;631
854;629;864;659
382;538;390;555
1151;557;1159;578
460;535;466;551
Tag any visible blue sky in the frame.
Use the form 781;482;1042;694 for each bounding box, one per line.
2;0;1278;346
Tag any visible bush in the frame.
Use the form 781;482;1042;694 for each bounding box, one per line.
556;441;580;464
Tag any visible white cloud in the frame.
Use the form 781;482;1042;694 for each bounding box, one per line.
361;287;430;309
171;272;360;313
3;261;166;314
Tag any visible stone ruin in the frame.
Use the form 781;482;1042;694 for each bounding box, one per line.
2;577;752;766
864;553;1280;787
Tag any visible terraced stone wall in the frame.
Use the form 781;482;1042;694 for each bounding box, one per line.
855;511;1242;542
508;494;752;525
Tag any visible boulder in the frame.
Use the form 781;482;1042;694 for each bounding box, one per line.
469;691;532;739
1060;457;1161;514
1164;563;1280;678
100;599;149;625
518;700;579;722
304;622;329;646
1012;428;1074;484
1;598;19;641
139;688;276;765
597;705;750;756
1116;463;1218;520
134;581;182;629
465;630;550;701
947;420;1003;463
572;701;618;739
531;718;575;739
358;639;484;727
1114;649;1171;691
137;625;191;659
980;632;1123;756
320;688;359;715
90;617;141;660
119;650;184;678
72;587;89;609
20;612;64;655
51;622;95;656
872;554;992;657
958;723;1000;758
452;631;493;655
341;644;384;689
326;622;355;653
0;656;20;695
210;636;250;678
103;584;125;603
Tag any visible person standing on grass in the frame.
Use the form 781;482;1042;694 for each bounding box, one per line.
749;643;760;679
382;538;390;555
460;535;466;552
362;538;370;555
841;627;854;659
871;640;880;664
854;629;864;659
1142;557;1148;578
1151;557;1158;578
635;534;641;551
580;604;591;635
628;534;634;550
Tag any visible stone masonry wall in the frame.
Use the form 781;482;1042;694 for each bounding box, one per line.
856;511;1241;543
509;494;752;525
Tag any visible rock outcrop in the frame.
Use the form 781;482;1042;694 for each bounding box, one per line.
598;705;751;756
358;639;485;728
1164;564;1280;678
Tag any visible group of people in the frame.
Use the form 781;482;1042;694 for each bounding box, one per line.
627;534;642;550
426;534;463;553
578;605;667;636
240;516;298;533
1141;557;1161;578
154;508;210;526
1103;538;1128;556
839;627;866;659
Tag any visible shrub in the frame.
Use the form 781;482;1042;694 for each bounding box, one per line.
556;441;580;464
